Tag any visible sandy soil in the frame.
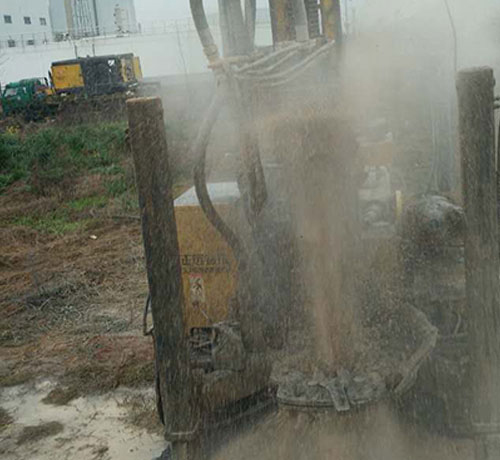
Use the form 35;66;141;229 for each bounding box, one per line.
0;382;164;460
0;182;169;459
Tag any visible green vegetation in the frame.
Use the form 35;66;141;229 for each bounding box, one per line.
106;175;130;197
0;123;127;194
0;120;191;238
6;194;115;235
11;215;86;235
67;195;108;211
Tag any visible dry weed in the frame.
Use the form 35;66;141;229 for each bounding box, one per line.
0;407;13;432
121;392;163;434
16;421;64;445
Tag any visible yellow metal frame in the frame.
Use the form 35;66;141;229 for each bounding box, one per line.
51;63;84;92
133;56;143;80
175;203;238;330
120;56;143;83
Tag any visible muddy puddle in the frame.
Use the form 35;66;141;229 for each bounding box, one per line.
210;404;473;460
0;381;165;460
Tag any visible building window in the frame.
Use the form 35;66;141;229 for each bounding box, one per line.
4;15;12;24
40;17;47;26
24;16;31;25
27;39;35;46
7;39;16;48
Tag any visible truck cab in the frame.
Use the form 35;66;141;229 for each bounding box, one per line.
1;78;52;117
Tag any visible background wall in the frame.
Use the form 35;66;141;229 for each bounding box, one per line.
0;0;52;46
0;22;273;84
95;0;138;35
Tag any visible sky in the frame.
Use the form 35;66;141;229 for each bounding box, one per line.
134;0;500;34
135;0;268;23
133;0;375;27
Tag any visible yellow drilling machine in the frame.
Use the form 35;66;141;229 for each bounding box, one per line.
126;1;500;459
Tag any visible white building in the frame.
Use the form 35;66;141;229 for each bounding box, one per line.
49;0;137;39
96;0;137;35
0;0;52;48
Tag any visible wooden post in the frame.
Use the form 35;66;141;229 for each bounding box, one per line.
127;98;198;450
320;0;342;44
457;67;500;458
268;0;294;44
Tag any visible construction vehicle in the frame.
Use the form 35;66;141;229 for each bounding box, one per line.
0;78;56;120
50;53;143;96
127;1;500;460
129;0;427;457
1;53;144;121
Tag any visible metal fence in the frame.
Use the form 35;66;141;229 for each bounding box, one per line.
0;17;272;51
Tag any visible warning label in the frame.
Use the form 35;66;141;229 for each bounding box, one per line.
189;274;206;304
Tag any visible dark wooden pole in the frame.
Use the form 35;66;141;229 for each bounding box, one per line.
268;0;294;44
127;97;198;448
457;67;500;458
320;0;342;45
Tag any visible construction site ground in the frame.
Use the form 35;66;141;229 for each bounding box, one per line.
0;176;171;458
0;112;191;459
0;115;474;460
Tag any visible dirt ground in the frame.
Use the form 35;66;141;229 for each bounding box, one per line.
0;177;169;458
1;382;165;460
0;96;467;459
0;162;475;460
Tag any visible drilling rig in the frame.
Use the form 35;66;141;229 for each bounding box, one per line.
126;1;500;460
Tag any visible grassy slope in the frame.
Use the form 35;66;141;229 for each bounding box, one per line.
0;123;127;193
0;120;191;233
0;120;190;411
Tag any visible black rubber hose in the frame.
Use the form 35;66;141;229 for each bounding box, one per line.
190;0;219;62
236;40;334;82
192;84;248;269
291;0;309;41
244;0;257;45
226;0;253;55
